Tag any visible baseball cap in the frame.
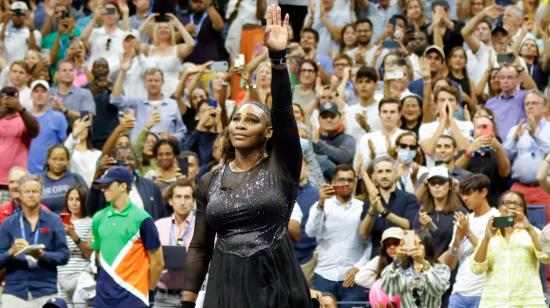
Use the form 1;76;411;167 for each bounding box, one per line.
319;102;339;116
491;24;508;36
380;227;405;244
423;45;446;61
30;80;50;92
43;297;68;308
431;0;450;11
10;1;28;11
427;165;451;181
94;166;133;186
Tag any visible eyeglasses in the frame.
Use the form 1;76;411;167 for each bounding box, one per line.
300;68;315;73
106;38;112;51
428;178;448;186
334;62;349;67
398;143;418;150
501;200;523;210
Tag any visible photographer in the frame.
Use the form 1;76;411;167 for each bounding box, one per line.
0;2;41;65
40;4;80;70
305;165;368;305
472;190;550;306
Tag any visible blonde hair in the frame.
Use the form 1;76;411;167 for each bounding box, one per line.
152;22;176;46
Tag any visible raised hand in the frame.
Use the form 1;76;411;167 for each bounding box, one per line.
511;210;532;230
483;5;505;19
265;4;289;51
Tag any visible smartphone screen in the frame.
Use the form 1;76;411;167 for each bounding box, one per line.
234;54;245;68
105;7;117;15
332;185;347;196
496;53;515;64
211;61;229;72
477;117;494;137
493;216;514;228
178;156;189;177
60;213;71;225
382;40;397;50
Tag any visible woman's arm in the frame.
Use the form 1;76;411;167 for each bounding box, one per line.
537;153;550;195
169;13;195;59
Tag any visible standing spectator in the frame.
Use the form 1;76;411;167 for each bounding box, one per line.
40;5;81;71
503;90;550;221
0;175;69;306
472;190;550;306
428;0;465;56
415;166;466;257
312;102;356;180
408;45;449;99
2;61;33;111
91;166;164;307
0;1;42;65
183;0;227;64
538;152;550;196
64;116;101;187
305;165;368;304
455;116;511;206
345;20;377;66
292;59;318;108
154;179;196;307
344;66;381;141
399;94;424;135
359;0;400;44
86;147;168;220
108;33;147;99
359;156;420;258
57;185;93;307
81;2;129;67
129;0;151;33
303;0;351;57
28;80;68;174
443;174;500;308
290;28;333;76
293;159;320;285
381;231;451;307
0;86;39;204
50;60;96;122
88;58;119;149
355;97;405;170
40;145;87;213
393;132;427;194
485;65;537;140
405;31;429;81
111;62;187;142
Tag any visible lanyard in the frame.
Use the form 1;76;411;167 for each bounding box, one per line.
190;12;208;44
19;212;39;245
169;218;193;246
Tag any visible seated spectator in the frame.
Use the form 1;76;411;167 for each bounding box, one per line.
310;290;338;308
381;231;451;307
0;87;40;203
391;131;427;194
419;86;473;164
28;80;68;174
305;165;368;305
472;190;550;306
57;185;93;307
359;156;420;258
443;174;500;307
39;145;87;213
86;147;167;220
503;90;550;221
355;97;405;173
455;115;511;206
111;65;187;142
313;102;356;180
50;60;96;122
81;2;129;67
154;179;196;307
140;13;195;97
0;175;69;306
64;116;102;187
0;1;41;65
414;165;466;258
355;227;404;289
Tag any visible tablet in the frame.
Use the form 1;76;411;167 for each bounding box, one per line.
162;246;187;270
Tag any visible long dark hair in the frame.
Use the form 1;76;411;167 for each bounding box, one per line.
400;230;438;269
376;239;398;279
63;184;88;218
421;178;462;214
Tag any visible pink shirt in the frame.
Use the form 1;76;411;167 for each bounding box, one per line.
0;113;30;185
154;213;195;290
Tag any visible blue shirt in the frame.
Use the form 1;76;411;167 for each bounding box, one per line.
28;109;68;174
485;90;527;141
0;208;69;300
361;188;420;258
503;119;550;183
293;183;319;264
40;172;87;213
110;95;187;142
51;86;96;116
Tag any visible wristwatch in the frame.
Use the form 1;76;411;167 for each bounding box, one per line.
380;209;390;218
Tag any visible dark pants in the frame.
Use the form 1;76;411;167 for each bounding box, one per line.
313;273;365;307
279;5;307;42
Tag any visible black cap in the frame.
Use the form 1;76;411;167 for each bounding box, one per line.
319;102;339;116
491;24;508;36
431;0;450;11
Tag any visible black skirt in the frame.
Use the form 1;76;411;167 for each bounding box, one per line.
204;236;313;308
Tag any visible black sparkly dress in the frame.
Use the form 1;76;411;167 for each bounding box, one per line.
184;65;313;308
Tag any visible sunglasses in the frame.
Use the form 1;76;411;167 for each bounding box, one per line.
398;143;418;151
106;38;112;51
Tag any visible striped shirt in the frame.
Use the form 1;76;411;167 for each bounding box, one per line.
57;217;92;277
381;263;450;308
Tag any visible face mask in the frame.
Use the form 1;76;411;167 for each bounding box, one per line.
397;149;416;164
300;138;311;153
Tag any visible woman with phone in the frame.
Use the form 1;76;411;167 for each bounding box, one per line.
381;230;451;308
472;190;550;307
144;139;183;190
182;6;312;307
58;185;93;307
64;115;102;187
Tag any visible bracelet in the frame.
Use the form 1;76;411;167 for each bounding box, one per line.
380;209;390;218
367;210;375;217
269;49;287;66
450;246;459;257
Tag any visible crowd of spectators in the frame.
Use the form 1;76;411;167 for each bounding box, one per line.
0;0;549;307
